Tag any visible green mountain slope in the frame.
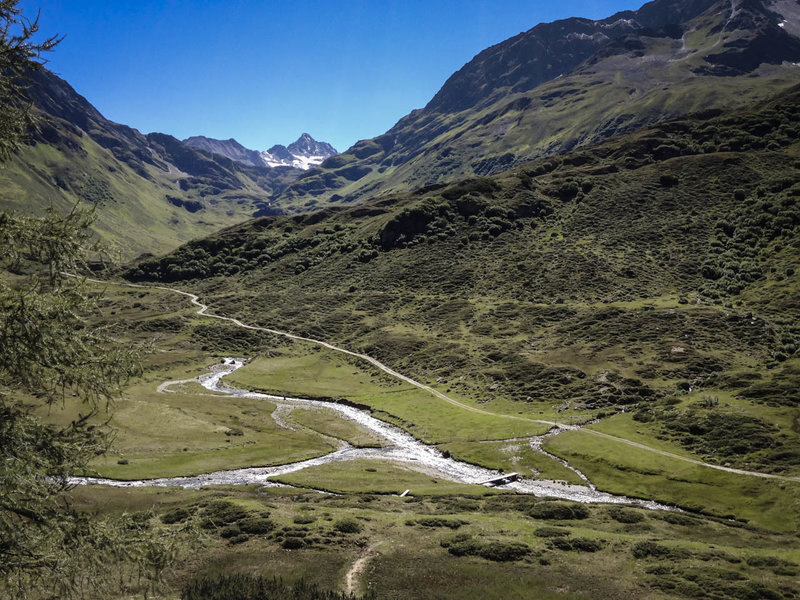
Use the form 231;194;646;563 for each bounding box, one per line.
273;0;800;211
129;84;800;483
0;70;299;259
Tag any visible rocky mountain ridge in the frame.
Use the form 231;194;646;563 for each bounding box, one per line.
271;0;800;211
184;133;338;171
5;0;800;256
180;136;265;168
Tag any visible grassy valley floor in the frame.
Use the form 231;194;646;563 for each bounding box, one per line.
37;278;800;598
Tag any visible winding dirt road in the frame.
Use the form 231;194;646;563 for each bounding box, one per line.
80;275;800;484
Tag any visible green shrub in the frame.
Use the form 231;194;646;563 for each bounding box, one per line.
219;526;242;539
653;144;681;159
228;533;249;545
200;501;249;529
445;537;530;562
746;555;798;571
528;502;590;520
378;206;436;249
441;177;499;201
549;537;603;552
440;532;471;548
534;527;570;538
557;181;580;199
161;507;191;524
333;518;362;534
238;517;275;535
608;507;645;524
656;512;697;526
409;517;468;529
281;537;305;550
725;583;782;600
633;541;673;559
478;541;531;562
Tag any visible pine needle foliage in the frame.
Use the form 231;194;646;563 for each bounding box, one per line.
0;206;179;599
0;3;176;598
0;0;60;161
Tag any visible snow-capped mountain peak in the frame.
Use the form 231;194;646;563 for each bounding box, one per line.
261;134;338;170
288;132;337;157
183;133;338;171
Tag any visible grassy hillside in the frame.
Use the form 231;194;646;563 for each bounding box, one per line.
0;134;268;260
0;70;299;260
67;483;800;600
32;278;799;597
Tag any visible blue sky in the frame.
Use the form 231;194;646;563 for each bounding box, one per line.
20;1;640;152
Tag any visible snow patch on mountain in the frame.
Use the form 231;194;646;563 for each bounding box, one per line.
261;152;332;170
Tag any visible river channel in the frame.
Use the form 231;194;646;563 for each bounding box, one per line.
72;359;673;510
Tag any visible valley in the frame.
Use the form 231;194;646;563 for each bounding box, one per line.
3;0;800;598
62;75;800;595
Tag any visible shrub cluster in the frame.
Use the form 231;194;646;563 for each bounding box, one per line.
632;540;690;560
406;517;468;529
79;176;114;205
441;534;530;562
533;527;570;538
608;507;646;524
635;405;786;468
333;518;362;534
528;502;590;520
191;322;283;353
698;186;800;299
160;507;191;524
193;501;274;545
548;537;604;552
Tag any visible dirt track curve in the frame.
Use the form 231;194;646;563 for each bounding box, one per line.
78;275;800;484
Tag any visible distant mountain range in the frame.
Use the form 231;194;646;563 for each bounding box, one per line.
183;133;338;170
